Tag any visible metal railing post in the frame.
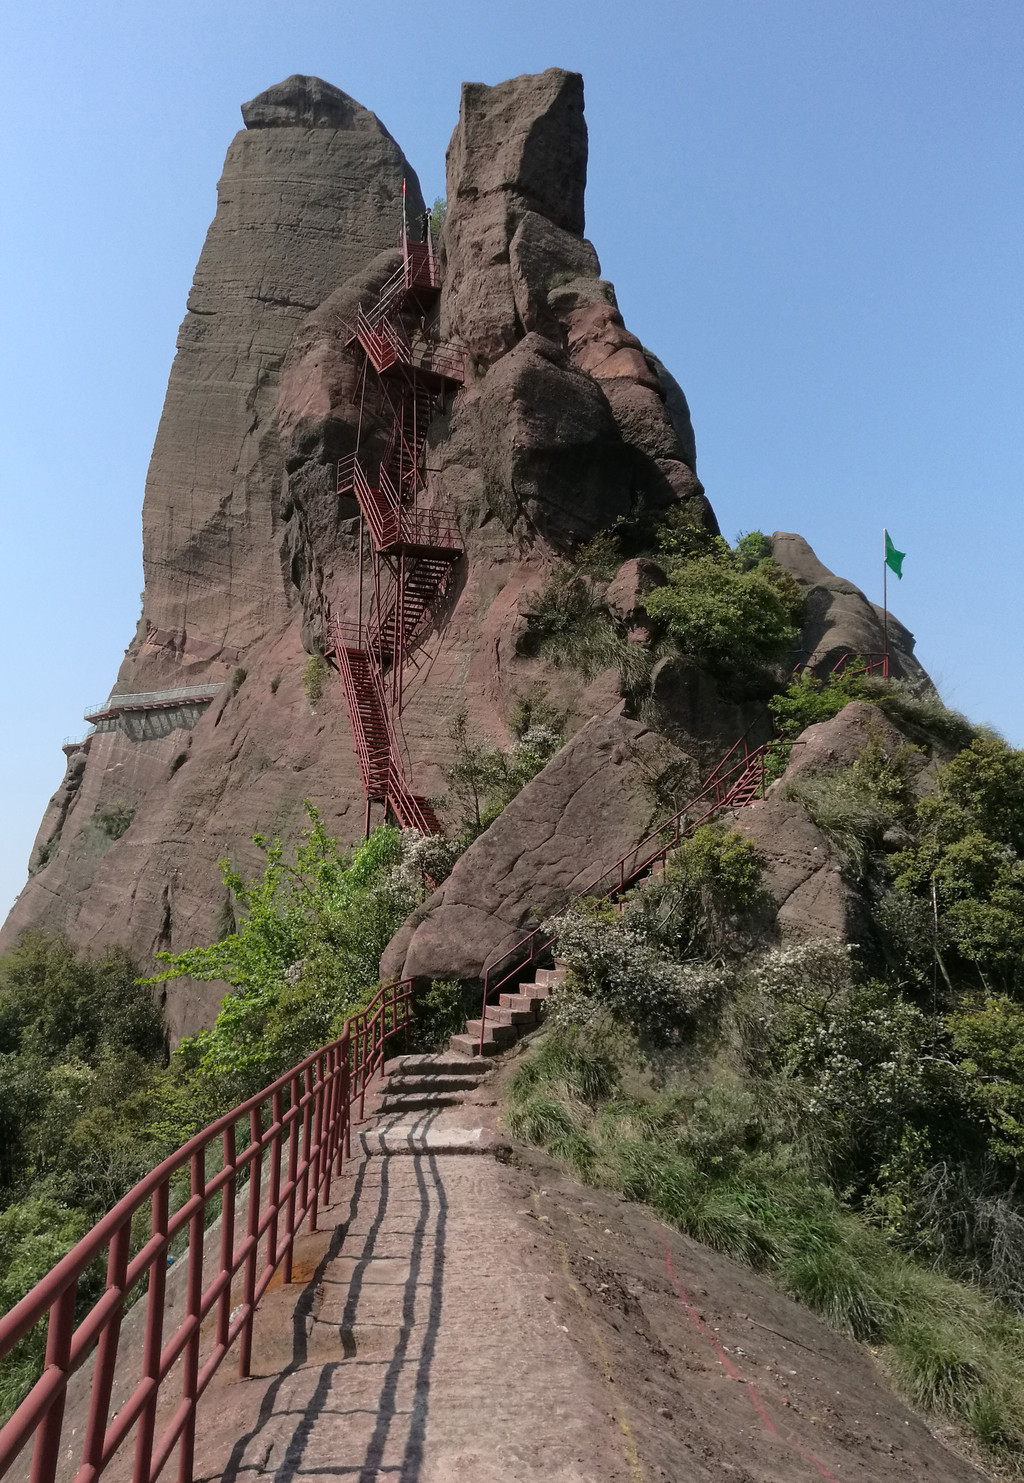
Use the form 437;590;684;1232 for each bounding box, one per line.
28;1284;76;1483
79;1221;130;1483
177;1148;205;1483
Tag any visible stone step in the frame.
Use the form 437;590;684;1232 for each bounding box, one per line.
518;980;553;999
377;1090;468;1113
499;992;544;1013
384;1074;486;1096
448;1032;502;1058
383;1052;490;1078
535;967;566;986
483;1004;536;1028
464;1019;517;1046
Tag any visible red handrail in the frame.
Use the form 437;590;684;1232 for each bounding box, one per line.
0;979;413;1483
475;737;772;1052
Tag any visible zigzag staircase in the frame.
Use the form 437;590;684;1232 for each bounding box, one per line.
329;224;464;835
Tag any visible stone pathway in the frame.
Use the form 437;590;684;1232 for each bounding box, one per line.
190;1063;633;1483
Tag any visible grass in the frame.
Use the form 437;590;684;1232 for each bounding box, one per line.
302;654;328;702
505;1025;1024;1471
780;771;892;879
517;567;656;694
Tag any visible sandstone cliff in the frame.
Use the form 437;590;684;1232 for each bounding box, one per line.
1;71;719;1036
2;69;929;1043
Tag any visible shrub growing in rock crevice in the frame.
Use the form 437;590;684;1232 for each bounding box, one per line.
302;653;328;702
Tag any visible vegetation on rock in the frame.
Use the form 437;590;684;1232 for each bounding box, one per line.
0;811;430;1418
508;724;1024;1469
302;653;328;702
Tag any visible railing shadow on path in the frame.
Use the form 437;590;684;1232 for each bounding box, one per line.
218;1113;449;1483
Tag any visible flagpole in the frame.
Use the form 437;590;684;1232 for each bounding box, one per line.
882;527;889;679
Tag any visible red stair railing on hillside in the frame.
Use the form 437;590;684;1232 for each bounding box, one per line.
332;230;465;838
326;619;444;835
792;651;889;681
0;981;414;1483
475;735;772;1053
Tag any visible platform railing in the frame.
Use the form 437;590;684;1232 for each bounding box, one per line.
0;980;413;1483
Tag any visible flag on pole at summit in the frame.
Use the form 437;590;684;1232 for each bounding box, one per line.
884;530;905;580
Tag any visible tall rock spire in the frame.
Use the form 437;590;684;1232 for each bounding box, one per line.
128;76;424;681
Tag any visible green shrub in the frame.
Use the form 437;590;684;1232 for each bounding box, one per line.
144;807;415;1105
441;710;563;839
518;569;628;678
408;979;471;1053
92;801;135;841
644;554;803;669
769;666;871;740
630;824;767;959
886;735;1024;995
228;667;247;696
302;654;328;702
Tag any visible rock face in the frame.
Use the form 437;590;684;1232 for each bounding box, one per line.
730;797;869;945
773;532;931;685
132;77;422;677
3;71;929;1049
777;700;924;788
440;69;715;552
0;78;424;1027
381;714;688;986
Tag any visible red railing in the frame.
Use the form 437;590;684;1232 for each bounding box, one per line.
0;981;413;1483
326;619;444;838
475;736;772;1052
792;651;890;681
338;458;461;558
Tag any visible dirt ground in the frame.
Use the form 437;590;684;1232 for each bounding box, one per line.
502;1139;992;1482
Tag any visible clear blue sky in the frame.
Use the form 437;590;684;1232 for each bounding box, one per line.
2;0;1022;922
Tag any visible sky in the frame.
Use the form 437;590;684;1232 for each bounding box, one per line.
1;0;1022;923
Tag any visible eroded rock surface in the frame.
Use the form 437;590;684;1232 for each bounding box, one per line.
778;699;925;788
774;531;931;686
730;796;869;945
381;714;688;986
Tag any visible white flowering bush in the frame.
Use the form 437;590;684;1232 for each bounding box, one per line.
544;900;731;1042
392;829;461;894
744;939;943;1183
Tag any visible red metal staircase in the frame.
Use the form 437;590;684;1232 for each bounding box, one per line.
328;227;465;835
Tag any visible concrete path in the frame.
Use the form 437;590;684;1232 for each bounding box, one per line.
190;1104;634;1483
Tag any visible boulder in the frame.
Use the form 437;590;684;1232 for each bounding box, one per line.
646;353;698;473
773;532;932;687
509;212;601;335
604;558;667;625
730;797;869;945
475;333;631;544
650;656;773;768
778;700;924;788
381;714;690;985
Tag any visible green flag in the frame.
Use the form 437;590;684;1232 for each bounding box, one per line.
884;530;905;580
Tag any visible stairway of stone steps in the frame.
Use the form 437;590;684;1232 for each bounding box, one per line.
375;1052;489;1115
360;965;565;1158
450;963;566;1058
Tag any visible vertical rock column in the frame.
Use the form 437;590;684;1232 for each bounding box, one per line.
124;74;425;684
